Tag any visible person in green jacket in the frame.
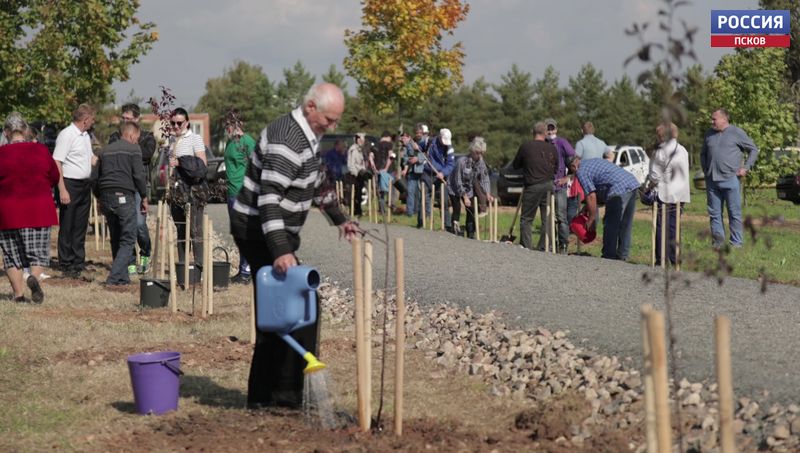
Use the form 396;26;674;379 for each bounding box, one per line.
224;111;256;284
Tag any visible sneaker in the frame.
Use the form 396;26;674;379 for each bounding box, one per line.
138;256;151;274
27;275;44;304
231;273;251;285
128;265;137;276
14;296;30;304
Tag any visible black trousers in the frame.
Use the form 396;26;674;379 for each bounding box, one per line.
170;201;204;265
234;236;319;409
58;178;92;269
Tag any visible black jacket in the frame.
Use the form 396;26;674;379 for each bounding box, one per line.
109;129;156;172
92;139;147;198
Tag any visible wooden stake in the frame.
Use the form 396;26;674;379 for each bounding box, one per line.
421;184;426;229
208;221;214;316
646;309;672;453
184;203;191;292
388;183;393;224
716;315;736;453
661;202;667;269
168;224;177;313
364;240;373;425
159;202;167;279
651;203;657;268
494;199;499;242
394;238;405;436
544;195;551;252
551;193;557;253
350;181;355;218
641;305;657;453
440;183;445;231
352;239;368;432
201;214;208;318
366;182;373;223
474;196;480;241
675;204;681;272
429;184;434;231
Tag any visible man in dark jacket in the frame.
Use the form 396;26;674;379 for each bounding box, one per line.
512;121;558;250
94;122;148;285
109;103;156;274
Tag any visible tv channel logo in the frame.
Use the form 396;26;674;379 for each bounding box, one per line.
711;10;790;48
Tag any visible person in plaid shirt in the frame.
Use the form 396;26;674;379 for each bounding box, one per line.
569;155;640;261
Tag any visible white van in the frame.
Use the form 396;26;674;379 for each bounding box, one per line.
609;145;650;185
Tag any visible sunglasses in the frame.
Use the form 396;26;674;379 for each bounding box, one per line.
170;120;186;127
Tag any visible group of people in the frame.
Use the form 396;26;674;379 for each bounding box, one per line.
0;75;760;415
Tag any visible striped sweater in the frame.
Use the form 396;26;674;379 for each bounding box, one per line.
231;108;347;258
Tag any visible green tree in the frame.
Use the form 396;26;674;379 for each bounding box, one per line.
0;0;157;123
343;0;469;114
601;76;651;147
321;64;348;92
705;48;796;188
565;63;608;141
492;64;535;139
276;61;315;110
532;67;576;142
196;60;277;145
678;64;711;166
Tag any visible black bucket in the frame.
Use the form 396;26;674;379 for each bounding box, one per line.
212;247;231;289
175;262;201;287
140;278;170;308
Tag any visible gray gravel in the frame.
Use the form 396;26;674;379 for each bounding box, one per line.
206;204;800;404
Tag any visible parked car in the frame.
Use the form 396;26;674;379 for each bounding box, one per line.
495;144;650;205
776;173;800;204
149;146;225;203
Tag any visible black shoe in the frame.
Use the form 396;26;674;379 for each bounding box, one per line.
14;296;30;304
27;275;44;304
231;273;251;285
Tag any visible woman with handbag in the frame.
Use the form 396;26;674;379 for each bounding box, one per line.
647;122;690;266
166;107;208;265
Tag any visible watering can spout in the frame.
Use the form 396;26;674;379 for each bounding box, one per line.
303;352;327;374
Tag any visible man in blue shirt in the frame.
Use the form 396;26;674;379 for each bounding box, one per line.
425;128;455;230
569;156;640;261
574;122;608;160
701;108;759;248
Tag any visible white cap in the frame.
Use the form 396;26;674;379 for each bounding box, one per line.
439;128;452;146
420;124;429;134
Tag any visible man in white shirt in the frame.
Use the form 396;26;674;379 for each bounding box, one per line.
53;104;96;275
648;122;690;265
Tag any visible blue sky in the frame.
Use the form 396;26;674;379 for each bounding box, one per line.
113;0;760;108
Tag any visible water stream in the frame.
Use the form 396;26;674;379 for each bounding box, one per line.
303;369;338;429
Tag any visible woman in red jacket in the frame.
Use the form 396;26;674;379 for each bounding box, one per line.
0;113;60;303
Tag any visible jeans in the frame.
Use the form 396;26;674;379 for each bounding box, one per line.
553;190;568;249
406;174;421;216
567;195;579;225
602;189;637;260
57;178;92;269
228;196;251;275
129;192;151;266
656;202;683;265
100;191;137;284
706;177;743;247
519;182;550;250
416;173;433;227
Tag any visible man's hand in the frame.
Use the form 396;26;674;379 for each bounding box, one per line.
169;156;178;167
408;156;418;165
436;171;445;182
736;168;748;177
60;189;71;205
463;196;471;208
487;194;495;203
141;198;149;214
557;176;570;186
338;221;360;241
91;155;99;166
273;253;297;274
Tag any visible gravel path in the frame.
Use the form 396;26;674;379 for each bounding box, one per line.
206;204;800;403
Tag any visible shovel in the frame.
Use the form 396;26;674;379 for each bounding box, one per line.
499;194;524;243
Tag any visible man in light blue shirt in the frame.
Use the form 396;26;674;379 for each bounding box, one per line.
574;122;607;160
700;108;759;248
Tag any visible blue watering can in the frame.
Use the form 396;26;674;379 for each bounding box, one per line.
255;265;326;373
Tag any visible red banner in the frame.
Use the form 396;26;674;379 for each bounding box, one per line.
711;35;790;47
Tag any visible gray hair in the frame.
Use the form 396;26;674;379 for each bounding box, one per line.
468;136;487;153
533;121;547;135
3;112;28;136
303;83;344;112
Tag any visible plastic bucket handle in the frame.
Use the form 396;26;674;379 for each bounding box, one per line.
213;246;229;264
162;360;184;376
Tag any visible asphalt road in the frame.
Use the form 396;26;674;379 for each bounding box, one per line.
205;203;800;404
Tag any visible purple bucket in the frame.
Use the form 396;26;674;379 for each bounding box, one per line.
127;351;182;415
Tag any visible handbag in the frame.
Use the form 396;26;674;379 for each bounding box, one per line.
640;141;678;206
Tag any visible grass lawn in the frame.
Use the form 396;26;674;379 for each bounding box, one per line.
366;187;800;286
